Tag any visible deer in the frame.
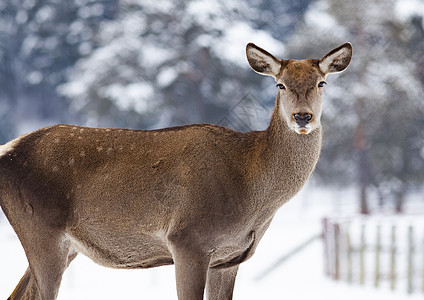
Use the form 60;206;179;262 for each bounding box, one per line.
0;42;352;299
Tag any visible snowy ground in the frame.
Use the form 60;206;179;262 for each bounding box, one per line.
1;183;423;299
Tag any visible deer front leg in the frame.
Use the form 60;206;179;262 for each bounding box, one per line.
8;250;77;300
169;233;211;300
206;266;239;300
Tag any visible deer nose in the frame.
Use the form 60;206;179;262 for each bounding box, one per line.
293;113;313;126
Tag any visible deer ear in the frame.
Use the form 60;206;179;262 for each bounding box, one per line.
246;43;281;78
319;43;352;75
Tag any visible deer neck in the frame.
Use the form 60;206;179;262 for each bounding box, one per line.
250;96;322;207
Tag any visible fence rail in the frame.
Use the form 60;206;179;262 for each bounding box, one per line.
323;216;424;294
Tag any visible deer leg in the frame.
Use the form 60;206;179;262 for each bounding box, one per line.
27;240;75;300
206;266;239;300
169;235;211;300
173;250;210;300
8;223;77;300
8;249;76;300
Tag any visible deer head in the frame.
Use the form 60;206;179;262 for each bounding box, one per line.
246;42;352;134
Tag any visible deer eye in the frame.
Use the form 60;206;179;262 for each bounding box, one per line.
276;83;286;90
318;81;327;88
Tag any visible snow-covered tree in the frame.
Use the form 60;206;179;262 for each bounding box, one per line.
59;0;285;130
0;0;117;140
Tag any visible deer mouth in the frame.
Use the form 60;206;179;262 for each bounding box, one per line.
294;124;312;135
291;112;314;135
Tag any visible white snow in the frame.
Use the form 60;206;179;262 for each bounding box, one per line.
99;82;155;114
1;182;423;299
186;0;284;66
215;22;285;66
304;0;348;39
27;71;43;85
157;67;178;87
186;0;226;27
305;1;338;30
140;45;173;69
395;0;424;21
35;5;54;23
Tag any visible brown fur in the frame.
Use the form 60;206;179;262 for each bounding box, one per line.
0;42;352;299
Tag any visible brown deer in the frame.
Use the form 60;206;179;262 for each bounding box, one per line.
0;42;352;299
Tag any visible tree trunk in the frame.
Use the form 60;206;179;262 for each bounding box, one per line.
354;109;370;215
360;184;369;214
395;186;407;213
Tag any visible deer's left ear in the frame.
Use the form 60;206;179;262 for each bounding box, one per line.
319;43;352;75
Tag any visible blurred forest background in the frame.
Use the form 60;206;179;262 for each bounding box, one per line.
0;0;423;214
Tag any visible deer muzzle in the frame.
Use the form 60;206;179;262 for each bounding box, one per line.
293;113;313;134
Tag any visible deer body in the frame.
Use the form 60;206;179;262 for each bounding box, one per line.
0;43;351;299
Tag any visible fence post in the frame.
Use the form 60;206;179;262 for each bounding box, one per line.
390;224;396;290
408;225;414;294
346;224;353;284
374;224;381;287
322;218;330;277
359;224;366;285
422;235;424;294
334;222;340;280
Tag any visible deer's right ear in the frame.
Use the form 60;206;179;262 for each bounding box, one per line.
246;43;281;78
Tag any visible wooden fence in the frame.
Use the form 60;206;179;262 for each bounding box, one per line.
323;216;424;294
